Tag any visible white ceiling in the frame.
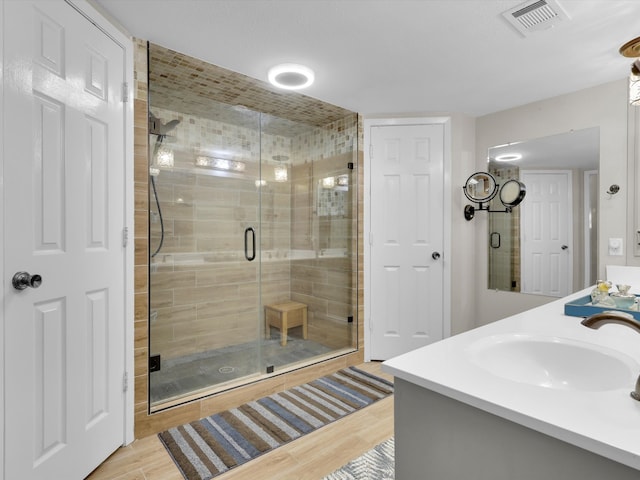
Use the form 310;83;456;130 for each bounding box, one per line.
94;0;640;117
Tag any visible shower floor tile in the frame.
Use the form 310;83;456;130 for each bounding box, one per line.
149;333;332;405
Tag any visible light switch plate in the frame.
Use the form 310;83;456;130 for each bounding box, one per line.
608;237;624;256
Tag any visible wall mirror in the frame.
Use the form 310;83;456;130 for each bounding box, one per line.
487;126;599;298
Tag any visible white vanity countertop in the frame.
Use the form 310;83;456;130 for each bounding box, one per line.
382;288;640;471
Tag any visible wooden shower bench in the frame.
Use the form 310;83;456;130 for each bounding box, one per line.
264;301;308;346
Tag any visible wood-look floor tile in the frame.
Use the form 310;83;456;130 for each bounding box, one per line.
88;362;393;480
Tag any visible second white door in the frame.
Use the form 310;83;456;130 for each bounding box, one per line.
368;122;445;360
520;170;572;297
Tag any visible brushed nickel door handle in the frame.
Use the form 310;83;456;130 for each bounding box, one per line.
12;271;42;290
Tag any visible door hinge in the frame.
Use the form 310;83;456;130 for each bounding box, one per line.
122;227;129;247
369;232;373;245
369;145;373;159
121;82;129;103
122;371;129;393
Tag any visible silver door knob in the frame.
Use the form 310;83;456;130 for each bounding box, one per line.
561;245;569;250
12;271;42;290
432;252;441;260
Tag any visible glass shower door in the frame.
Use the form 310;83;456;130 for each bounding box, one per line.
148;102;265;408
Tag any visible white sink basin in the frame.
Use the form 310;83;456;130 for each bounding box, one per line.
467;334;638;391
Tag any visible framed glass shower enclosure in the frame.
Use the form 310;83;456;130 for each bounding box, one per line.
147;43;358;410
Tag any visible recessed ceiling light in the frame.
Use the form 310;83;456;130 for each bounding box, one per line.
495;153;522;162
268;63;315;90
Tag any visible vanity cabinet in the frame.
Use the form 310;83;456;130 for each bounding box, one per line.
394;378;639;480
383;289;640;480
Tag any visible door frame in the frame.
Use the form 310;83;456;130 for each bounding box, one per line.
583;169;597;288
1;1;5;472
0;0;135;461
363;116;452;361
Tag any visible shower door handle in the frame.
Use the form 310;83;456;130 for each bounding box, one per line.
490;232;501;249
244;227;256;261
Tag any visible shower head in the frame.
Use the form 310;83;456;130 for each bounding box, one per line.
149;113;181;136
164;119;181;132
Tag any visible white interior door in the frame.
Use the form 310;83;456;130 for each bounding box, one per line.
520;170;572;297
368;123;445;360
3;1;127;478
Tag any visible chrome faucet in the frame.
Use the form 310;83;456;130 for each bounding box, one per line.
581;312;640;401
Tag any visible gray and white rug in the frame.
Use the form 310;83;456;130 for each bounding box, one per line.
323;438;395;480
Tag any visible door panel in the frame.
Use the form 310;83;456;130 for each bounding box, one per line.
3;1;126;478
369;123;444;360
521;170;572;297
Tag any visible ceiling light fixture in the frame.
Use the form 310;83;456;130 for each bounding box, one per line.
268;63;315;90
494;153;522;162
620;35;640;58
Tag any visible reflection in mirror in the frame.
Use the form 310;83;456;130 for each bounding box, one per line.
487;127;599;297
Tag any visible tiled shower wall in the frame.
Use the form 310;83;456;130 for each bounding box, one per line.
290;152;357;349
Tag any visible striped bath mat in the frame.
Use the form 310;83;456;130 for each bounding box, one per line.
159;366;394;480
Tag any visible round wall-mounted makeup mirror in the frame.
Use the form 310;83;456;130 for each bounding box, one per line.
499;179;526;207
463;172;498;203
463;171;526;221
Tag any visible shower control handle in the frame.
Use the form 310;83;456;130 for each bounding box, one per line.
12;271;42;290
245;227;256;262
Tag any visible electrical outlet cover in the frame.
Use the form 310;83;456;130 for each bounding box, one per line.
608;237;623;256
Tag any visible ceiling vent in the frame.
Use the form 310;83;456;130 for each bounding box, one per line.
502;0;570;37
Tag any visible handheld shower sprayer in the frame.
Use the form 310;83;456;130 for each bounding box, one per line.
149;113;181;258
